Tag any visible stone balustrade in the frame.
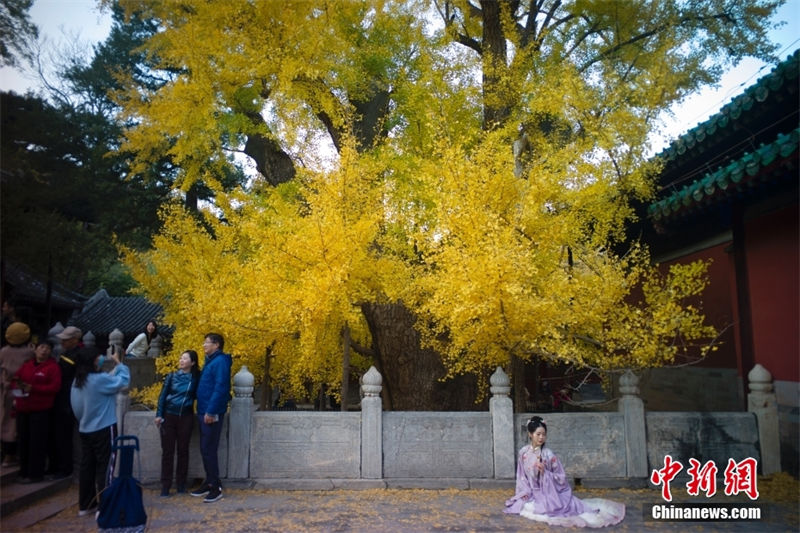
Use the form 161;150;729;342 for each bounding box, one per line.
44;320;785;483
116;364;782;485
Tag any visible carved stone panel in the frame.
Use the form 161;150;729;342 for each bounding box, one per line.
250;412;361;478
383;412;493;478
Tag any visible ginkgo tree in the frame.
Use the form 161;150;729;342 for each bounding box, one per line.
406;135;713;369
111;0;781;409
123;145;401;407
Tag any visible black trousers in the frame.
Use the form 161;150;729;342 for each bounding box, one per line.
17;409;50;479
78;424;117;511
48;408;74;476
160;412;194;491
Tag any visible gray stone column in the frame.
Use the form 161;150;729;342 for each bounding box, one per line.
490;366;515;478
116;387;130;435
747;364;781;475
228;365;254;479
618;370;648;478
83;331;96;350
147;335;162;358
360;366;382;479
102;328;129;434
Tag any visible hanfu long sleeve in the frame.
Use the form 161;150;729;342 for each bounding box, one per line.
530;448;585;517
504;448;535;514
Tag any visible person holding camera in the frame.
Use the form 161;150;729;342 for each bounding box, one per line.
70;347;129;517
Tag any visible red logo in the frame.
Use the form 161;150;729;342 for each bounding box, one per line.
651;456;759;502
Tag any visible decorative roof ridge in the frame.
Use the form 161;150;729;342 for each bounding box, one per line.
656;49;799;163
649;127;799;221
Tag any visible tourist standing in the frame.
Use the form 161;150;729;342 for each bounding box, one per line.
0;322;34;466
13;340;61;483
155;350;200;496
46;326;81;479
190;333;231;503
70;347;130;516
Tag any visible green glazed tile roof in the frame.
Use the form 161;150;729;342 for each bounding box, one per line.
648;127;799;221
657;49;799;164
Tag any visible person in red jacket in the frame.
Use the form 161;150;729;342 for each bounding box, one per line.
13;340;61;483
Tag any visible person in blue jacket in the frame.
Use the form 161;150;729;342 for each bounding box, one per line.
190;333;231;503
70;347;130;517
155;349;200;496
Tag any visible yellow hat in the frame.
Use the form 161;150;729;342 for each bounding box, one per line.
5;322;31;345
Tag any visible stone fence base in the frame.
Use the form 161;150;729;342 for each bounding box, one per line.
121;364;776;485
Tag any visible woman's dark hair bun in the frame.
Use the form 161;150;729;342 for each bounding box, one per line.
526;416;547;433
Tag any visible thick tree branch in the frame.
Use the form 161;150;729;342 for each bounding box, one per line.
350;338;375;358
241;109;296;186
577;11;738;74
435;0;482;54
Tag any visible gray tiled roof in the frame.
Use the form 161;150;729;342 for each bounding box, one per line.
68;289;170;340
3;262;86;309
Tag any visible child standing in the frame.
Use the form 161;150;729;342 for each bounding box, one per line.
155;350;200;496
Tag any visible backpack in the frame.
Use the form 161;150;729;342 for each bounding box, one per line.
97;435;147;532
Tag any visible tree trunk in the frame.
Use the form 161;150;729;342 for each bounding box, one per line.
511;353;526;413
260;344;272;411
360;302;484;411
480;0;510;130
185;183;199;212
341;323;351;411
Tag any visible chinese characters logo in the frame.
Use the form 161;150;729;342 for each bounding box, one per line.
650;455;759;502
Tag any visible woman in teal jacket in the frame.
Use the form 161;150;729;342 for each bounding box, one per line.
155;350;200;496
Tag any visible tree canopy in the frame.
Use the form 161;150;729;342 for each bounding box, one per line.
111;0;782;407
1;3;252;298
0;0;37;68
0;89;158;295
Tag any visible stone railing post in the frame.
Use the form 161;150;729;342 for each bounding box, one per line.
228;365;254;479
109;328;125;356
618;370;648;478
490;367;515;478
83;331;96;350
360;366;382;479
748;364;781;475
147;335;162;358
116;387;130;435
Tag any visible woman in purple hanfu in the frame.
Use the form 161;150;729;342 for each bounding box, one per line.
504;416;625;528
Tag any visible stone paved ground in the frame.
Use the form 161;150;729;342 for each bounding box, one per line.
3;483;797;533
